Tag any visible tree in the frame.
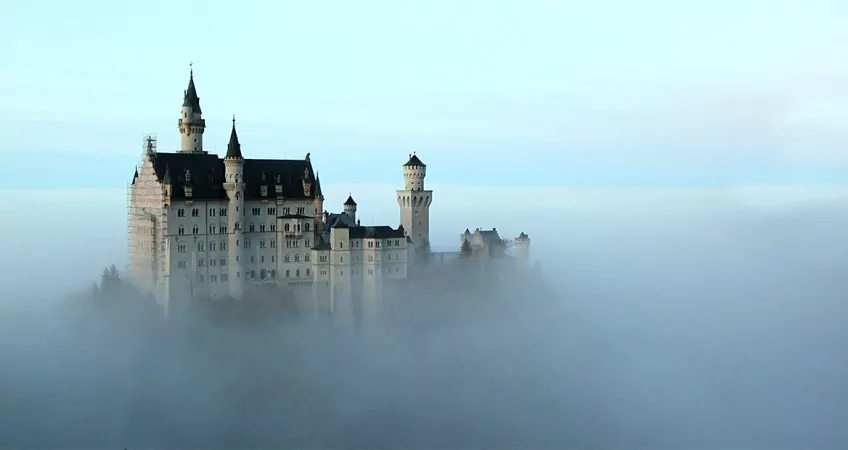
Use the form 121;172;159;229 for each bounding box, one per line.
460;238;472;258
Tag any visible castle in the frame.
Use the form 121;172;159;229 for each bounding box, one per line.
127;69;530;318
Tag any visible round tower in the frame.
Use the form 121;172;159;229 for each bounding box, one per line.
343;195;357;222
223;116;245;298
397;152;432;254
177;65;206;153
403;152;426;191
514;232;531;262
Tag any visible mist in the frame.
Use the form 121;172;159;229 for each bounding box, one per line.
1;185;847;448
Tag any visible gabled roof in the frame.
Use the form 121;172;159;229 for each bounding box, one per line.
149;152;319;200
344;195;357;206
349;225;405;239
404;153;425;167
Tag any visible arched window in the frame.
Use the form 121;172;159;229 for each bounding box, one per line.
284;223;290;232
304;222;311;232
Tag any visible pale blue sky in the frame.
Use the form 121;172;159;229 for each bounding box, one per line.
2;0;848;188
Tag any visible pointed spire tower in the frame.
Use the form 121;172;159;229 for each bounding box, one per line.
177;64;206;153
223;115;245;298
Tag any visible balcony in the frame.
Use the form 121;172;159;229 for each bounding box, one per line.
284;232;303;239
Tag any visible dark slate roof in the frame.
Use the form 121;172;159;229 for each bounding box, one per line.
225;119;243;159
153;153;226;199
183;72;202;113
344;195;357;206
326;213;356;230
464;228;471;235
131;168;138;185
476;229;501;244
149;152;318;201
517;232;529;239
315;175;324;198
404;153;425;167
279;214;312;219
311;239;331;251
243;159;317;200
349;226;406;239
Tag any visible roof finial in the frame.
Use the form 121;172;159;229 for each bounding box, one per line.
189;61;193;77
232;114;236;127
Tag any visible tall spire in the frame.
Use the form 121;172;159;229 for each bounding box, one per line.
226;115;243;159
182;64;202;113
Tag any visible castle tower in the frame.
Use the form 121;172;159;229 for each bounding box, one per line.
343;195;357;222
514;232;531;262
313;174;325;236
397;153;432;253
223;116;245;298
177;66;206;153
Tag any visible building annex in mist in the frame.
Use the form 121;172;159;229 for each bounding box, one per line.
127;68;531;317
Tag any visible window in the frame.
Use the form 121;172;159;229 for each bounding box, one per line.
285;269;290;278
260;240;266;249
178;261;187;269
320;255;328;262
297;207;305;215
219;208;227;216
394;240;400;246
260;225;266;232
222;273;229;281
270;239;276;248
221;242;227;251
368;255;373;262
192;225;199;235
271;255;275;262
221;257;227;266
267;207;275;215
177;208;185;217
209;225;216;234
209;209;216;217
235;222;240;230
197;242;204;252
339;242;344;249
340;256;344;263
306;268;310;276
294;254;300;262
192;208;199;217
261;256;265;263
177;244;186;253
178;226;185;235
376;241;381;248
270;224;276;232
368;241;373;248
250;270;256;279
284;223;290;232
245;239;251;249
252;207;261;216
282;207;290;215
321;269;327;276
260;269;266;280
305;254;310;262
210;258;217;267
305;239;310;247
387;240;392;247
284;255;290;262
296;269;300;277
304;222;311;232
249;224;255;232
210;274;217;282
219;225;227;234
270;269;277;278
197;258;205;267
250;256;255;263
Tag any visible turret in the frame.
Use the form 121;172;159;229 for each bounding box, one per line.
397;152;432;255
514;232;531;262
177;65;206;153
343;194;357;222
403;152;426;191
223;116;245;298
314;174;325;236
